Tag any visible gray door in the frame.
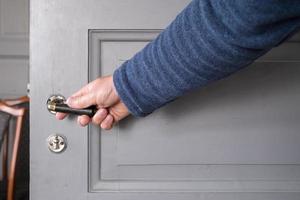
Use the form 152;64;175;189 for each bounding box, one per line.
30;0;300;199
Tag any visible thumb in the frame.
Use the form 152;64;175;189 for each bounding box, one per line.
67;93;96;109
108;101;130;122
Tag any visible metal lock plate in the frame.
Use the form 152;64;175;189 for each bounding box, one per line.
47;134;67;153
47;94;66;114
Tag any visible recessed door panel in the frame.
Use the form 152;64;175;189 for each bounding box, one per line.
88;30;300;192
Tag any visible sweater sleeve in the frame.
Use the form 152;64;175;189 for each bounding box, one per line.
113;0;300;117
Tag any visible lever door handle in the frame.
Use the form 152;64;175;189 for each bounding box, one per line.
47;94;97;117
48;103;97;117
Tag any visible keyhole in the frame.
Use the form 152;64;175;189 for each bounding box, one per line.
47;134;67;153
53;136;60;150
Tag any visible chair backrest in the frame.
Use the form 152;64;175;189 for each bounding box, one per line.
3;96;29;107
0;99;28;200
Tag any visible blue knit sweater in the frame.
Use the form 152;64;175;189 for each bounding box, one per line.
113;0;300;117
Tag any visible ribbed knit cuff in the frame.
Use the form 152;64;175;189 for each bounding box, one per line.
113;64;149;117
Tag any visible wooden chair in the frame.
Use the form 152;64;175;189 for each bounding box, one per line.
0;96;29;200
3;96;29;107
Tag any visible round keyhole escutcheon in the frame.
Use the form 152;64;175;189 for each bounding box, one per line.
47;134;67;153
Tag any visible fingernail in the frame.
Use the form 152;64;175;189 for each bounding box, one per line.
101;123;106;129
77;118;84;127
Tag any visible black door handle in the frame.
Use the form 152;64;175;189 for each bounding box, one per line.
47;103;97;117
47;94;97;117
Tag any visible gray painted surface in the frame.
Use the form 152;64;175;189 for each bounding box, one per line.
0;0;29;98
0;0;29;179
30;0;300;199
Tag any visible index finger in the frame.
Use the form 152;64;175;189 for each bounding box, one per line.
70;83;90;98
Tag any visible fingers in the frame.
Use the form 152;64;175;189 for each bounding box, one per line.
77;108;113;130
92;108;108;125
54;75;125;130
108;101;130;121
77;115;91;127
67;92;96;109
101;114;114;130
91;108;114;130
70;82;90;98
99;102;130;130
57;109;116;130
67;80;97;109
56;112;67;120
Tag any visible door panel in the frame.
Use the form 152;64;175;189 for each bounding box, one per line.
31;0;300;199
89;30;300;192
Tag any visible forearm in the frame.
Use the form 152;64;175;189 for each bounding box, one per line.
113;0;300;117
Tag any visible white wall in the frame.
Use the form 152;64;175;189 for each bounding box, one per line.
0;0;29;98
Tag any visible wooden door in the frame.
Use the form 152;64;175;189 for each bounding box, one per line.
30;0;300;199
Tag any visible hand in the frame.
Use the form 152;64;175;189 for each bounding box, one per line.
56;75;130;130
